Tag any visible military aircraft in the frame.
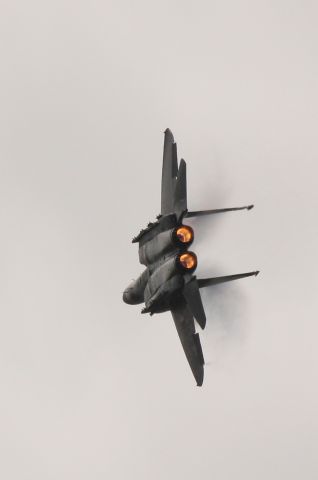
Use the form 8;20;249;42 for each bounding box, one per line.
123;129;258;386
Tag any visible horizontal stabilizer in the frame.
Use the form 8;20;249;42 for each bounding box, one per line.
186;205;253;218
198;271;259;288
171;298;204;386
193;333;205;366
183;277;206;329
173;158;187;220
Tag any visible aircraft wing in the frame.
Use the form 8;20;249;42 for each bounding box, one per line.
170;297;204;386
161;129;187;219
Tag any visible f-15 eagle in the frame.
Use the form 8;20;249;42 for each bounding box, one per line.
123;129;258;386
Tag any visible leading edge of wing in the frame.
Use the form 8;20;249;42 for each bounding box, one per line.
161;129;178;215
170;297;204;386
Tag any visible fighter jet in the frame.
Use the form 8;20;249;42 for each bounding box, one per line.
123;129;259;386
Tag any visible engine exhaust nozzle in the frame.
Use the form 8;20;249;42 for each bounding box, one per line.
174;225;194;245
177;251;197;272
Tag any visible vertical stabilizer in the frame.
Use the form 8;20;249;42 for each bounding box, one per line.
198;271;259;288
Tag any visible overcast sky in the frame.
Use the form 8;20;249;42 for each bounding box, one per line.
1;1;318;479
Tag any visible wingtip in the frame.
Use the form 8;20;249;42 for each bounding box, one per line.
164;128;174;142
255;270;260;276
196;371;204;386
247;204;254;210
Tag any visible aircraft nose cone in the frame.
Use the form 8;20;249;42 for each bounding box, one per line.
123;287;143;305
122;288;131;304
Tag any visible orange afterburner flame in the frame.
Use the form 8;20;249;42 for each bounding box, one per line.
179;252;197;270
176;225;194;244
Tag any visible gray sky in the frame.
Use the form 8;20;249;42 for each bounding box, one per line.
1;1;318;479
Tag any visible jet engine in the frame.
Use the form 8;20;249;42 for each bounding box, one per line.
138;225;194;266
